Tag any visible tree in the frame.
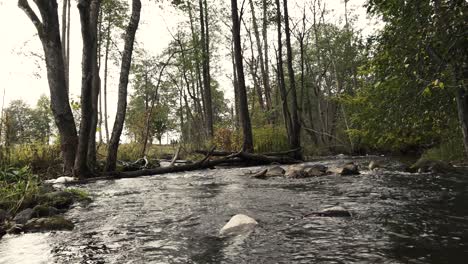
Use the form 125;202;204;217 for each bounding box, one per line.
106;0;142;172
282;0;301;159
365;0;468;156
18;0;78;173
231;0;254;152
75;0;101;177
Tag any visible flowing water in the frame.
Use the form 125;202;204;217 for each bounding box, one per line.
1;157;468;263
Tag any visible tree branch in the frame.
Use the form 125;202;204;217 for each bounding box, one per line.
18;0;44;37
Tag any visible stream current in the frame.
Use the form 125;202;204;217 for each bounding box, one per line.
1;157;467;263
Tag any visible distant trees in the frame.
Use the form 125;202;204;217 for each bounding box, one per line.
0;97;53;145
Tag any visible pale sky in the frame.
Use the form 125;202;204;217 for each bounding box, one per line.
0;0;378;126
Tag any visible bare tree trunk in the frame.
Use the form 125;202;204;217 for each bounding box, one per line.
75;0;101;177
19;0;78;174
275;0;292;143
188;3;205;125
61;0;69;91
244;20;264;110
231;42;240;129
106;0;141;172
249;0;268;110
231;0;254;152
283;0;301;159
199;0;214;138
103;20;111;143
262;0;272;112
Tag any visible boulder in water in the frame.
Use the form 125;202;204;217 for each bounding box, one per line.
285;164;307;178
304;165;328;177
368;160;381;170
220;214;258;236
341;163;360;175
266;166;285;177
24;217;74;232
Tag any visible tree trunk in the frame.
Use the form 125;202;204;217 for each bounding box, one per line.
61;0;69;91
106;0;141;172
199;0;214;138
75;0;101;178
103;20;111;143
18;0;78;174
262;0;272;112
249;0;268;110
275;0;292;143
283;0;302;159
231;0;254;152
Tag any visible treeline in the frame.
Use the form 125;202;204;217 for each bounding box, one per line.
5;0;467;177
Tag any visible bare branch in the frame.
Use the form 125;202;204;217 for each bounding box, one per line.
18;0;44;37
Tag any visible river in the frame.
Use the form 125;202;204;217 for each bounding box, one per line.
1;157;467;263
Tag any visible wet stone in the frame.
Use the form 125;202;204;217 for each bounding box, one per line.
24;217;74;232
13;208;34;225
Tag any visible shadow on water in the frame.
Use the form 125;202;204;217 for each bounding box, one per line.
0;159;467;263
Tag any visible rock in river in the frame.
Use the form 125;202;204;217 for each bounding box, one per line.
24;217;74;232
306;206;352;217
220;214;258;236
13;208;34;225
266;166;286;177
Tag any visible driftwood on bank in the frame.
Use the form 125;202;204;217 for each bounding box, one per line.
80;148;302;182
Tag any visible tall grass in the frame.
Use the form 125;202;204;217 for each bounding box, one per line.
0;166;40;213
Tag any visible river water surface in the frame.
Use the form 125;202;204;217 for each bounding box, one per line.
1;157;467;263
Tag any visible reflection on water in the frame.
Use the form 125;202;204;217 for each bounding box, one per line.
0;158;467;263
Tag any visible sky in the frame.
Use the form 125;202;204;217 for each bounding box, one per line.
0;0;379;136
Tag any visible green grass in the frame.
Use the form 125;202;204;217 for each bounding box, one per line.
0;166;41;214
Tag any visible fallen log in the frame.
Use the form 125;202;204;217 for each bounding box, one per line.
79;149;302;183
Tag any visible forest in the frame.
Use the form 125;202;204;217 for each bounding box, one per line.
0;0;467;262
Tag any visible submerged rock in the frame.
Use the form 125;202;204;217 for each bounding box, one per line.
220;214;258;236
306;206;352;217
24;217;74;232
13;208;34;225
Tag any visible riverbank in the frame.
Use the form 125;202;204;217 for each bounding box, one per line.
0;168;90;240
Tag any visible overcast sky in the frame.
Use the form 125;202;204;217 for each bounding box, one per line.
0;0;378;124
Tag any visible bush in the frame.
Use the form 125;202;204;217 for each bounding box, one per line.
421;137;466;163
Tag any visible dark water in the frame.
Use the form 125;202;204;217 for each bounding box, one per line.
1;157;468;263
